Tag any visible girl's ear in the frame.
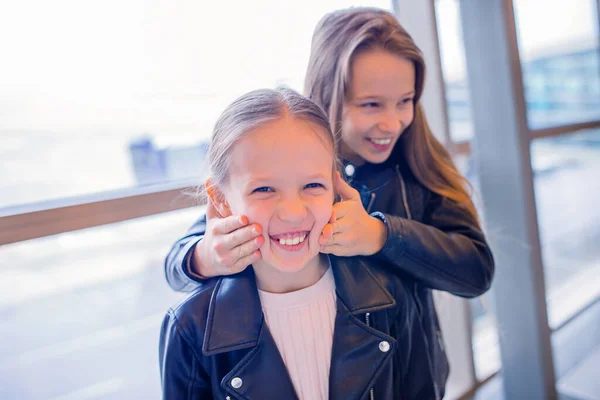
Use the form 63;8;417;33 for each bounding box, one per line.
205;179;232;218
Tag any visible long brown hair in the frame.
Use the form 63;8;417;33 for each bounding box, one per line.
304;7;478;223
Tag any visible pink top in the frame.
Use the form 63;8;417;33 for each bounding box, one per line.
258;266;337;400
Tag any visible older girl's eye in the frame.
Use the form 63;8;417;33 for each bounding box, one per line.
361;102;380;108
399;97;414;105
252;187;273;193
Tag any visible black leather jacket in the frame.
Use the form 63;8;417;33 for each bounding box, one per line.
164;157;495;398
160;256;439;399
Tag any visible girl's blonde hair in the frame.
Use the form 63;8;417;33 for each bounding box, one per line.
304;7;478;222
207;87;339;191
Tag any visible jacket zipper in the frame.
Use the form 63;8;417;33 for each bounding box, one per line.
413;284;441;399
365;313;375;400
366;192;376;213
395;165;412;220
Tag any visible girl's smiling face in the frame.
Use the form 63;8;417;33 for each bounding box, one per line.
219;115;335;289
341;48;416;165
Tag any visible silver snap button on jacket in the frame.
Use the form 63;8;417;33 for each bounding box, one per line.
231;377;243;389
379;340;390;353
345;163;356;177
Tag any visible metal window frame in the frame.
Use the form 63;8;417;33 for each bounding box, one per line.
459;0;557;398
451;119;600;156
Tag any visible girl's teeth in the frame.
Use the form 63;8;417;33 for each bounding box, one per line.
371;138;392;145
278;234;307;246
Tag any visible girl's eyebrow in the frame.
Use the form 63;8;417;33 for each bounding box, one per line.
245;177;271;187
305;173;329;180
246;173;329;186
353;90;416;101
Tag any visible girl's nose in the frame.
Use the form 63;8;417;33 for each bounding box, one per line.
277;196;307;223
377;109;402;133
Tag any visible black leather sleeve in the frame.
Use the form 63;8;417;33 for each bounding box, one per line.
372;193;495;297
164;214;208;292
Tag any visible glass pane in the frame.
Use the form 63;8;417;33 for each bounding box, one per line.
470;296;501;381
531;128;600;328
514;0;600;129
0;0;391;210
456;128;600;380
453;152;501;381
435;0;475;143
0;207;202;399
436;0;600;140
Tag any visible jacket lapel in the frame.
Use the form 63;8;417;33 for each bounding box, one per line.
221;321;298;399
202;269;297;399
329;257;398;400
201;259;400;400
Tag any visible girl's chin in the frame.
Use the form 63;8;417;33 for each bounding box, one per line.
264;254;313;274
257;247;321;274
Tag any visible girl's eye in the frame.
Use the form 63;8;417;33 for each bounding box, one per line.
399;97;414;105
305;183;325;189
361;102;380;108
252;187;273;193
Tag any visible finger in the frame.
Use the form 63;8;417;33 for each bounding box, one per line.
212;215;250;235
319;223;334;245
231;234;264;262
331;199;357;220
320;244;350;256
331;218;348;236
330;202;344;220
334;171;360;201
325;231;355;248
222;223;262;250
230;249;262;274
328;208;336;224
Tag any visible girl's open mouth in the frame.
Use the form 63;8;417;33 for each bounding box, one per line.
269;231;309;252
366;137;393;151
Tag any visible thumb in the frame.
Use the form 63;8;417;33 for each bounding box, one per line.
334;171;359;201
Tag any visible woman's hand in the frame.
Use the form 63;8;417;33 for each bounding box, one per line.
319;172;387;256
191;201;263;278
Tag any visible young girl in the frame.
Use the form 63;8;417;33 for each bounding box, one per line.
160;87;436;399
164;7;494;398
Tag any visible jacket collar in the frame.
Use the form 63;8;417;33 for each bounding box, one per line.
202;256;395;355
343;158;400;182
330;255;396;315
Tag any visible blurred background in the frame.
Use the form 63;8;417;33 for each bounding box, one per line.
1;0;598;399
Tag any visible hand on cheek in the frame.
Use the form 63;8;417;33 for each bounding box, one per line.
319;172;387;256
195;189;265;277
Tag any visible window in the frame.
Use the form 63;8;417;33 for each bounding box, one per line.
531;128;600;329
514;0;600;129
0;208;196;398
435;0;600;141
434;0;474;143
0;0;391;210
